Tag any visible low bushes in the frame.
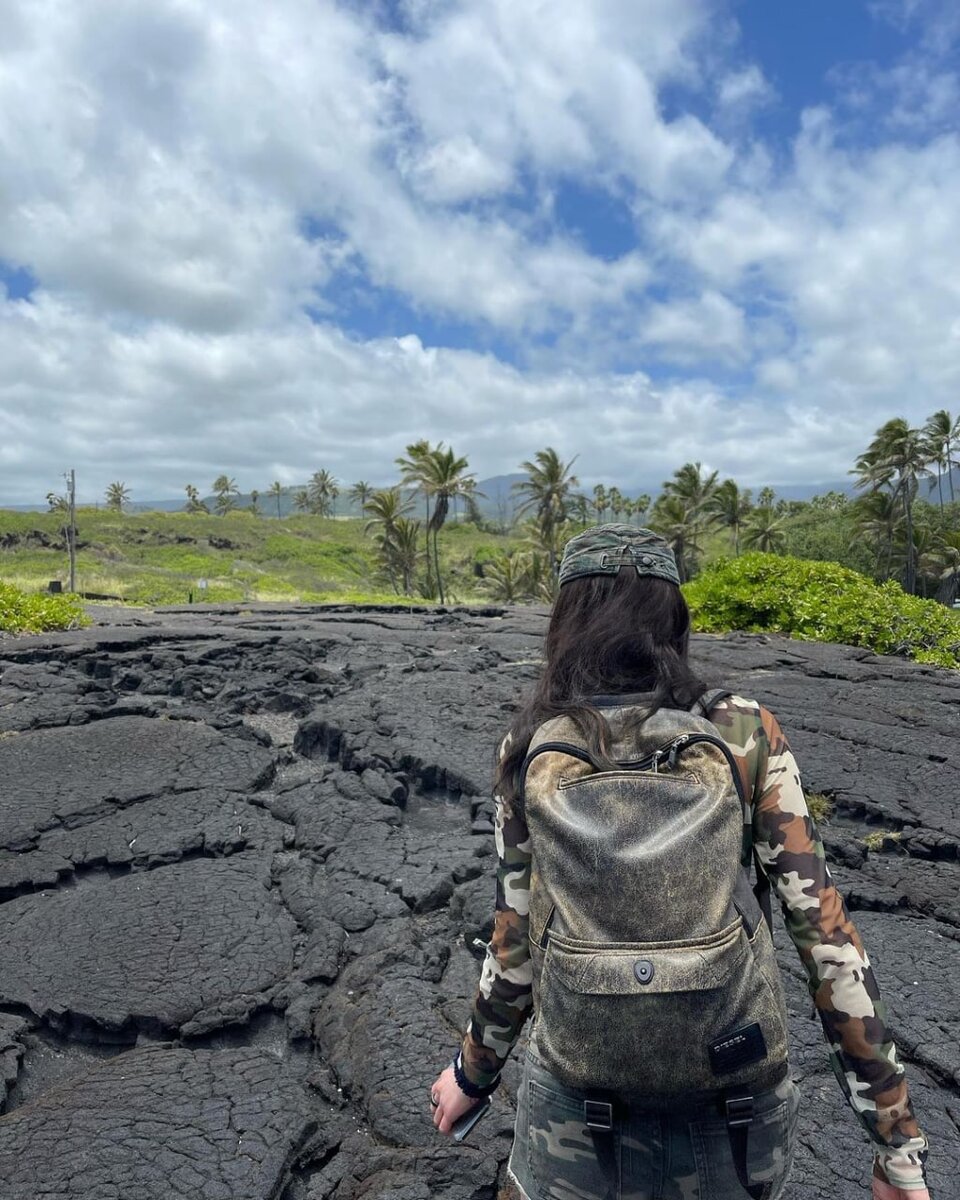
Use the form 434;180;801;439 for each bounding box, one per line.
0;582;89;634
684;553;960;670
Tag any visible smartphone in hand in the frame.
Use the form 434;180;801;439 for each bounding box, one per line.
451;1096;492;1142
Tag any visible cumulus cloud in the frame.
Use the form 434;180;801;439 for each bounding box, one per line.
0;0;959;504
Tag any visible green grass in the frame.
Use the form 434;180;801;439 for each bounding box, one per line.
0;508;522;607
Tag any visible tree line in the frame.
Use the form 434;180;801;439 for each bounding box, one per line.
44;409;960;607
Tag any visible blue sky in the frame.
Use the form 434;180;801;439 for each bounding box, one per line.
0;0;958;505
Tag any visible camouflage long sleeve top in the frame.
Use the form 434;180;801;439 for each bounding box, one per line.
460;695;928;1190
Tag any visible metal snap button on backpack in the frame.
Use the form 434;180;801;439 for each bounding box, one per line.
633;959;654;985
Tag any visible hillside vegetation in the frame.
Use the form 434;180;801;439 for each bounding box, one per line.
0;508;519;607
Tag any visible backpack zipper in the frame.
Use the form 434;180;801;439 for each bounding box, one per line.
520;733;746;808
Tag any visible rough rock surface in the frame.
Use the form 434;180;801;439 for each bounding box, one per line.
0;603;957;1199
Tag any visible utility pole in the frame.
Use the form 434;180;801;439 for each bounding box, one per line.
67;469;76;593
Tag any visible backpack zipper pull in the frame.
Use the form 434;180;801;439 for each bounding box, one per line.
667;735;690;771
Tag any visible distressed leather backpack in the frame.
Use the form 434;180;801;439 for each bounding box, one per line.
522;690;790;1196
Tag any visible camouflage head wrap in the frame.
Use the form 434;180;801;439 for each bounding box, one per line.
558;524;681;587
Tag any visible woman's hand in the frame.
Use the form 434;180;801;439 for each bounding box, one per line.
429;1064;479;1135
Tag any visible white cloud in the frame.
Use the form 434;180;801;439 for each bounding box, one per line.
0;293;878;505
717;65;774;111
1;0;960;505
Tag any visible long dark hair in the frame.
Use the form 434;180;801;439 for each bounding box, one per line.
496;569;708;807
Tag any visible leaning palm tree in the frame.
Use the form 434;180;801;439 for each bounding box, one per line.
212;475;240;516
267;480;285;519
105;482;130;513
513;448;580;571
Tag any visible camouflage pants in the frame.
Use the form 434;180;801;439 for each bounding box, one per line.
508;1044;800;1200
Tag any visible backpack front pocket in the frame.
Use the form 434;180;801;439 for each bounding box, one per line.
535;920;785;1094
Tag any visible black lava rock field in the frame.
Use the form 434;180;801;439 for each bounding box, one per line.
0;604;957;1199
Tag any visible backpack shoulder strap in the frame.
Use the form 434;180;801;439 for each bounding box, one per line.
690;688;734;719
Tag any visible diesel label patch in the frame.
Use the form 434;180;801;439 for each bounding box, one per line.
708;1023;768;1075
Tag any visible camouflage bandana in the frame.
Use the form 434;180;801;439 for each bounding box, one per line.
558;524;681;587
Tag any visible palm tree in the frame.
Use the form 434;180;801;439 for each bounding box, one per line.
906;524;948;598
571;494;590;527
307;469;339;517
632;493;651;526
742;506;786;554
648;495;702;582
708;479;753;556
935;530;960;606
852;490;900;581
105;482;130;513
249;489;261;516
184;484;208;515
293;488;311;513
267;480;285;519
363;488;416;592
348;481;373;515
212;475;240;516
757;486;776;508
481;553;530;603
852;419;931;594
662;462;719;511
363;487;414;537
383;517;423;594
649;463;718;579
592;484;607;523
607;487;624;522
922;409;958;509
513;448;580;571
396;442;475;604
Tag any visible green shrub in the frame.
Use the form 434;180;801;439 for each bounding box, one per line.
684;553;960;670
0;583;89;634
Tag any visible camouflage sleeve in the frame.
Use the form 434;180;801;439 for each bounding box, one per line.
711;696;928;1191
459;733;534;1089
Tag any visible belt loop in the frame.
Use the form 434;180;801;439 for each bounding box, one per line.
583;1100;613;1132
